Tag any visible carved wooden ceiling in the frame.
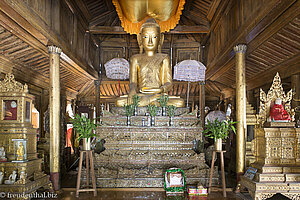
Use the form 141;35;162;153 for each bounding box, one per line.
75;0;300;104
0;0;299;104
84;0;216;28
0;23;94;98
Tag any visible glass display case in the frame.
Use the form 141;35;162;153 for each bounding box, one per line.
12;139;27;162
3;100;18;120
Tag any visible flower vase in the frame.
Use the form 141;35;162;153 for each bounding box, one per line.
151;116;155;126
162;107;166;116
127;116;131;126
169;116;174;126
134;106;137;116
83;138;91;151
215;138;222;151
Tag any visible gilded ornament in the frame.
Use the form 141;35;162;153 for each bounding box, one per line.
0;73;50;193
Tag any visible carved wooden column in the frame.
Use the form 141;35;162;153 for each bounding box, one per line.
234;44;247;177
199;83;205;128
48;46;61;190
291;73;300;121
94;80;101;122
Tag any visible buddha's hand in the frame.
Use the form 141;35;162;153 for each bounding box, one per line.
142;87;163;94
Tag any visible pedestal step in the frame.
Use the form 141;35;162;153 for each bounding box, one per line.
81;177;219;188
94;116;214;188
110;107;190;116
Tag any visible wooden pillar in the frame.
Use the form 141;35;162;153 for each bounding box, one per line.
48;46;62;191
84;31;90;64
94;80;101;122
199;83;205;128
234;44;247;177
291;73;300;121
40;89;45;138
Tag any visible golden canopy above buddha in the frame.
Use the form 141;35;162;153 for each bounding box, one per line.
112;0;185;34
115;18;184;107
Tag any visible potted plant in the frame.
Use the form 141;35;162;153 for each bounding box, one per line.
124;104;135;126
167;105;176;126
158;95;169;116
203;118;237;151
147;104;158;126
72;114;98;151
132;94;140;116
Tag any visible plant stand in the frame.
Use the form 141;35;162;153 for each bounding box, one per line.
208;150;226;197
76;150;97;197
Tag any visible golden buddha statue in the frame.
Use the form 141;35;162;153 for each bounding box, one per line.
16;142;24;161
116;18;184;107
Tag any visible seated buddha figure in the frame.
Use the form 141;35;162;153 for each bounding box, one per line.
116;18;184;107
269;98;291;122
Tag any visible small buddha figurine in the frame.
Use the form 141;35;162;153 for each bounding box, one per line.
18;171;27;184
16;142;24;161
116;18;184;107
269;98;291;122
4;170;17;184
0;147;7;161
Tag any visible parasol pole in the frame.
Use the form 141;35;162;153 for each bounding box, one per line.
118;65;121;96
186;80;190;108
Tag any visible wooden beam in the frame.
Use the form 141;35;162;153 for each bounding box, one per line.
206;0;297;80
72;0;91;22
170;25;209;34
89;25;209;34
247;53;300;90
100;85;107;96
0;0;98;80
89;10;115;27
0;54;49;88
207;0;221;21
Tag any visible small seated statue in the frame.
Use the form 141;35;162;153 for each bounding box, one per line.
17;171;27;184
0;147;7;161
115;18;184;107
0;171;3;184
16;142;24;161
4;170;17;184
269;98;291;122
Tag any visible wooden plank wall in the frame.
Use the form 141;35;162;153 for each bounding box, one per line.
3;0;99;74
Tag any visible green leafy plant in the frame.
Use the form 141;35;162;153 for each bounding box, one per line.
71;114;98;141
147;104;158;117
124;104;135;116
203;118;237;141
167;105;177;117
132;94;141;108
158;94;169;107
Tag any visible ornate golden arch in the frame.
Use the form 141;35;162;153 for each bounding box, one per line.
258;72;293;125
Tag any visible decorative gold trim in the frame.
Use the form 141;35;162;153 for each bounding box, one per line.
233;44;247;53
48;46;62;54
0;73;28;93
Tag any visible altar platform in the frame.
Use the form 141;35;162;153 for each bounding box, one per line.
88;108;218;188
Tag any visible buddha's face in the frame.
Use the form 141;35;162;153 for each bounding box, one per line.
141;27;160;52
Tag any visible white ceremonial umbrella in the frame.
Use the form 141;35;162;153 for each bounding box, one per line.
205;110;227;124
104;58;129;95
173;59;206;107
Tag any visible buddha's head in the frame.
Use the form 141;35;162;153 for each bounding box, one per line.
138;18;164;54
